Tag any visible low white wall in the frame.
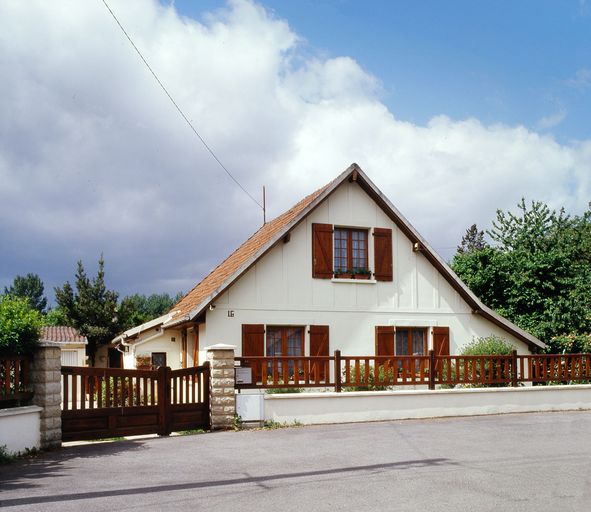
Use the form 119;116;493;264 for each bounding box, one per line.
0;406;42;454
264;385;591;425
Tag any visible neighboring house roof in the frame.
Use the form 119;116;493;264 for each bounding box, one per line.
40;325;88;345
112;312;174;344
160;163;544;351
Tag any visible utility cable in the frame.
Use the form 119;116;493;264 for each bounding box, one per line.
100;0;263;210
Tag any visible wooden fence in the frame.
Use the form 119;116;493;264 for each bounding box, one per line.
61;364;210;441
235;351;591;391
0;357;32;405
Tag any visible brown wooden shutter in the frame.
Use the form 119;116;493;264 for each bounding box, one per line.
373;228;393;281
432;326;450;379
432;326;450;357
309;325;329;381
312;223;333;278
242;324;265;383
375;326;395;356
242;324;265;356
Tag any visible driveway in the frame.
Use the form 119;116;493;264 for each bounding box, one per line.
2;411;591;511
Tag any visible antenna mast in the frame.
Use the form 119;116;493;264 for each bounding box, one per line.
263;186;266;225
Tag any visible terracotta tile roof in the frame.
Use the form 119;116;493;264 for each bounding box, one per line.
40;325;87;344
169;180;333;321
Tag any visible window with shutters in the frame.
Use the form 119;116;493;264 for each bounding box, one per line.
312;223;392;281
333;228;369;277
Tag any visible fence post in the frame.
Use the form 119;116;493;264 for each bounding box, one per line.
428;350;436;390
511;350;518;387
206;344;236;430
157;366;170;436
30;342;62;449
334;350;342;392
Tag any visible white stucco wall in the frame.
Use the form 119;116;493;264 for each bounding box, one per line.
201;180;532;356
0;406;42;453
123;327;188;369
263;385;591;425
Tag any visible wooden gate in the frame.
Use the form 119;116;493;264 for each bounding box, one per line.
61;364;210;442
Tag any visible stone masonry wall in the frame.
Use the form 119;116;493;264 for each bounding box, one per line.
30;343;62;449
207;344;236;430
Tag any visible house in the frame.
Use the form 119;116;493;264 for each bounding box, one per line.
112;164;545;369
40;325;88;366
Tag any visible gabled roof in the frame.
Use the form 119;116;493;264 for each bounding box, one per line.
164;163;545;351
41;325;87;345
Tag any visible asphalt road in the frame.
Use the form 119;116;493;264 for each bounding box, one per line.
2;411;591;511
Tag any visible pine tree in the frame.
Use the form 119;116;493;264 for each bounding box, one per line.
55;256;123;364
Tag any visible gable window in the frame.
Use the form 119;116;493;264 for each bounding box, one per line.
313;223;392;281
333;228;369;276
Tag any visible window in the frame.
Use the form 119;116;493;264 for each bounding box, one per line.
395;328;427;356
266;326;304;375
313;224;391;281
151;352;167;369
333;228;368;274
266;327;304;357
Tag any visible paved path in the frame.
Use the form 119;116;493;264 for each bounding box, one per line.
2;411;591;511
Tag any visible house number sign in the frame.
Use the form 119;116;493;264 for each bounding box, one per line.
227;310;235;317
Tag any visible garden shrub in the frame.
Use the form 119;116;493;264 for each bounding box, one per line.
0;295;42;355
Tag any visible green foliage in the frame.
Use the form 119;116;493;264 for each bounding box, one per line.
233;414;243;431
452;200;591;352
439;336;515;389
54;255;124;364
265;383;303;394
0;295;41;355
4;273;47;313
43;306;70;326
457;224;488;254
0;445;17;464
551;333;591;353
460;335;514;356
343;363;395;391
262;419;302;429
178;428;205;436
119;292;183;330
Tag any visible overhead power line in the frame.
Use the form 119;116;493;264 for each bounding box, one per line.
100;0;263;210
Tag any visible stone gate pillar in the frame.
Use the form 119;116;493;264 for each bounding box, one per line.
206;344;236;430
30;342;62;449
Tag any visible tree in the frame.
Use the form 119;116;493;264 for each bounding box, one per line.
0;295;42;355
54;256;124;364
4;273;47;313
452;200;591;352
43;306;70;326
456;224;488;254
120;292;183;330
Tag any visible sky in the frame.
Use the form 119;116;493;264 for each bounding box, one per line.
0;0;590;305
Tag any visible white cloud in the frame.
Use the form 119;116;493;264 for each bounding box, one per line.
0;0;590;297
566;68;591;89
537;109;567;129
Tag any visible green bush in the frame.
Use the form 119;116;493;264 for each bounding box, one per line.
444;335;515;388
0;295;42;355
343;363;395;391
265;381;303;394
460;335;514;356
